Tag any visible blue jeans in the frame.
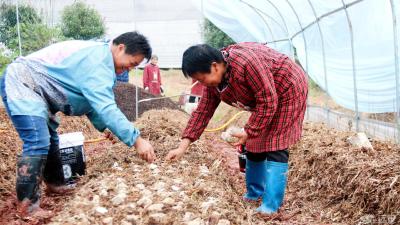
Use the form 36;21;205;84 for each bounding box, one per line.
1;75;57;156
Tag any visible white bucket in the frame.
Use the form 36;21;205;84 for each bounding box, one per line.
59;132;85;149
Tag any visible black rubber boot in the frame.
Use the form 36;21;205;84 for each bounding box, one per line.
43;145;64;186
16;155;47;214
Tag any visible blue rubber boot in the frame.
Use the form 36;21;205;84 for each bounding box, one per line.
256;161;288;214
243;159;267;201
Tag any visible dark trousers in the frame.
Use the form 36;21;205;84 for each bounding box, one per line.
246;149;289;163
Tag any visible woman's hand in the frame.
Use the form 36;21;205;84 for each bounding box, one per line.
165;138;191;161
165;148;186;161
231;131;248;146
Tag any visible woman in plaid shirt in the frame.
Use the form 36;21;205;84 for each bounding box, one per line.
166;42;308;214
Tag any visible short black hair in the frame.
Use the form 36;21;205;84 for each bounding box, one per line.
182;44;224;78
113;31;152;61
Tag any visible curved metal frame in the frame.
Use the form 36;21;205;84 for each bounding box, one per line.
341;0;359;131
241;0;298;53
307;0;329;125
265;0;294;58
50;0;55;27
241;1;287;35
285;0;309;72
239;0;277;48
285;0;310;119
16;0;22;56
135;67;139;120
390;0;400;142
291;0;364;39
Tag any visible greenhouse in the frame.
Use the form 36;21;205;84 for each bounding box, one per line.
0;0;399;224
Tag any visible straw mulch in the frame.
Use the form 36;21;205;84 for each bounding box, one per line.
287;122;400;224
0;108;20;199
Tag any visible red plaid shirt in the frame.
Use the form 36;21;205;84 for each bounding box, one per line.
182;42;308;153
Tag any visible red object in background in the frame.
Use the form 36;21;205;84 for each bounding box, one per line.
190;79;204;97
143;63;162;95
178;79;204;106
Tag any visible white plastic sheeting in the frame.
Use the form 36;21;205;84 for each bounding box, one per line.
191;0;400;113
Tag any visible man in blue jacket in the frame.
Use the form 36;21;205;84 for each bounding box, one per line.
0;31;156;217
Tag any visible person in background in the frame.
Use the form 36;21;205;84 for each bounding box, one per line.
116;70;130;82
166;43;308;215
184;79;205;114
143;55;163;96
0;31;156;218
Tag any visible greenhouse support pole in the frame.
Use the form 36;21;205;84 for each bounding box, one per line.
133;0;139;120
286;0;309;72
240;0;278;48
390;0;400;143
341;0;359;131
16;0;22;56
242;0;293;50
286;0;309;119
307;0;329;126
200;0;204;42
50;0;55;27
266;0;294;58
250;8;277;48
291;0;364;39
135;67;139;120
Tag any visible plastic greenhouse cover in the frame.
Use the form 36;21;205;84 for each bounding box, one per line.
191;0;400;113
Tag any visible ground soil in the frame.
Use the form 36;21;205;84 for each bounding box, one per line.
1;83;399;224
114;82;184;121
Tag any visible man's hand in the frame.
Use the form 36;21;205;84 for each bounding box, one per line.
231;131;248;146
165;138;191;161
104;130;117;144
144;87;149;91
134;136;156;163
